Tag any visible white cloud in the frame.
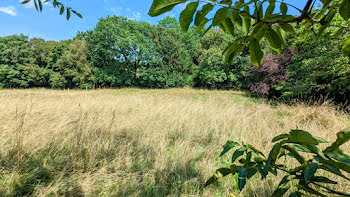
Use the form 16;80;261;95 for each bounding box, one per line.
0;6;17;16
131;11;141;20
106;6;142;20
107;6;123;15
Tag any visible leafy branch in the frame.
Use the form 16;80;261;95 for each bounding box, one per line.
148;0;350;65
204;128;350;196
21;0;82;20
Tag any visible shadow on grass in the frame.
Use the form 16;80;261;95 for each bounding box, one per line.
114;158;205;197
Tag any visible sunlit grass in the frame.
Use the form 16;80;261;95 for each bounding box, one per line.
0;88;349;196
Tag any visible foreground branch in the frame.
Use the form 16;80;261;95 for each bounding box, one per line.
311;182;350;196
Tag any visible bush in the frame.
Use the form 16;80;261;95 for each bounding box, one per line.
247;47;295;97
276;30;350;104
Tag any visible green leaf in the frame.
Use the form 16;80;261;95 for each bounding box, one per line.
22;0;31;4
293;145;312;153
232;147;246;163
257;166;267;179
236;167;248;191
149;0;187;17
34;0;38;11
246;167;258;179
249;38;263;66
38;0;43;11
339;0;350;20
204;176;217;187
222;18;235;35
243;6;251;33
304;162;318;183
318;161;350;181
278;175;290;187
253;156;265;164
215;168;233;178
266;142;282;167
272;185;290;197
279;23;294;33
280;3;287;15
272;134;289;142
297;184;327;197
342;39;350;56
230;9;242;26
179;2;198;32
292;162;308;173
212;7;229;26
289;192;302;197
72;10;83;18
311;176;337;184
194;3;214;27
273;25;286;46
288;130;320;145
247;144;265;157
318;9;337;36
264;27;282;53
255;2;263;19
66;7;71;20
264;3;275;19
223;37;248;64
220;141;239;157
321;159;350;174
324;128;350;152
60;5;64;15
282;145;305;164
324;151;350;165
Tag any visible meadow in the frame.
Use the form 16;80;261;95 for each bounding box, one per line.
0;88;349;196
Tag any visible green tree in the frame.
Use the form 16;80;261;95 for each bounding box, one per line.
55;39;94;88
194;28;250;89
0;35;34;88
86;16;157;87
140;17;197;88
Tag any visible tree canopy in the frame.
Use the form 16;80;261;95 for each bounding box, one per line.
21;0;350;65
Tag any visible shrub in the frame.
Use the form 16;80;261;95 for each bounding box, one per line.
276;29;350;105
247;47;295;97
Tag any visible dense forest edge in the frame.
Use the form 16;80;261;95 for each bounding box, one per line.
0;16;349;105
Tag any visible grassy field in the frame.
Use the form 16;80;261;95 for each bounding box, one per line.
0;88;349;196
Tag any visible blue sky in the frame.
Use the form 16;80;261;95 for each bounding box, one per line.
0;0;313;41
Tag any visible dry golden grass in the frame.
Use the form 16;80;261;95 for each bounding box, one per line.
0;88;349;196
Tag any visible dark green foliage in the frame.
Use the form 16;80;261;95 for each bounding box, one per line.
205;128;350;196
55;40;94;88
86;16;158;87
193;29;250;89
275;26;350;104
0;35;35;88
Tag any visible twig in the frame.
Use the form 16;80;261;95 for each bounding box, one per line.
311;181;350;196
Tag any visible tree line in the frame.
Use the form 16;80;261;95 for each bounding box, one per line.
0;15;349;104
